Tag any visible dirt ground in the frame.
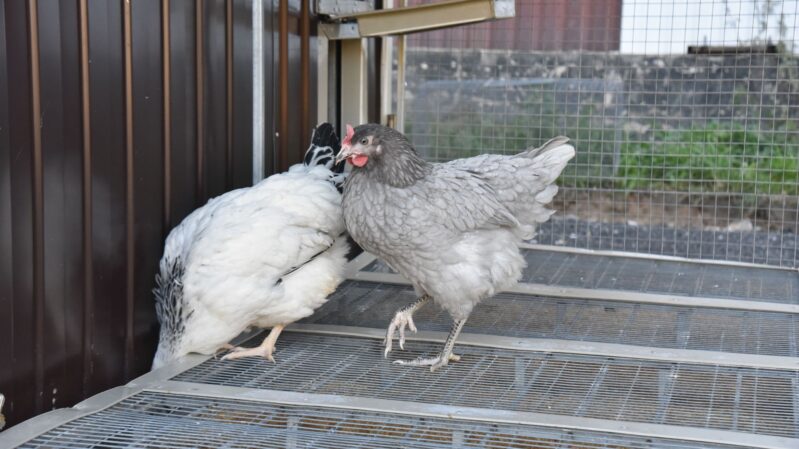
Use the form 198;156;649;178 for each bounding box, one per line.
555;190;799;233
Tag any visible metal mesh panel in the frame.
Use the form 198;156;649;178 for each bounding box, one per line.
175;333;799;438
19;391;744;449
361;248;799;303
305;280;799;357
400;0;799;267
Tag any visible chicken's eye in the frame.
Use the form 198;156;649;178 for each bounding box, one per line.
359;138;369;145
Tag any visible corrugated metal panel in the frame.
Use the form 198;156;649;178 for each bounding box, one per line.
407;0;622;51
0;0;321;428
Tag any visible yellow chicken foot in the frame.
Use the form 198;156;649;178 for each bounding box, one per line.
384;295;430;357
394;318;466;372
222;324;285;362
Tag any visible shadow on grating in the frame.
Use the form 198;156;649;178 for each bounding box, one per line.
174;333;799;439
362;248;799;304
304;281;799;357
19;391;743;449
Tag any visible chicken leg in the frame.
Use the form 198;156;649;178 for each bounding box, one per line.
384;294;430;357
222;324;285;362
394;318;466;372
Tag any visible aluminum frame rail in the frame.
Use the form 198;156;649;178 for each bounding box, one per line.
346;250;799;314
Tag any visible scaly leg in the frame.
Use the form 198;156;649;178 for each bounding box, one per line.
212;343;236;359
222;324;285;362
394;318;467;372
384;295;430;357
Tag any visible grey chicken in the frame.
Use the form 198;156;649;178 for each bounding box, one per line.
337;124;574;371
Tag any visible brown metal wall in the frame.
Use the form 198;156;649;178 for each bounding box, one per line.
407;0;622;51
0;0;319;427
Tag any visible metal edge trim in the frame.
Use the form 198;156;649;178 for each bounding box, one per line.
225;0;234;189
162;0;172;229
124;354;211;388
27;0;46;411
252;0;264;183
0;327;267;445
146;380;799;449
520;243;798;272
0;409;87;447
122;0;136;380
125;327;263;387
285;323;799;371
0;386;144;447
348;270;799;314
195;0;205;201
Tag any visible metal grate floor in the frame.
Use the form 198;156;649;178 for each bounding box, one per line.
362;248;799;303
4;247;798;448
18;391;745;449
306;280;799;357
174;332;799;439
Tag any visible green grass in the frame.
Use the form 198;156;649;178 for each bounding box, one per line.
616;123;799;195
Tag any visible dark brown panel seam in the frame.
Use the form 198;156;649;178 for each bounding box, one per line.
278;0;288;171
300;0;309;163
122;0;135;380
195;0;205;203
78;0;94;396
27;0;45;412
162;0;172;230
225;0;233;189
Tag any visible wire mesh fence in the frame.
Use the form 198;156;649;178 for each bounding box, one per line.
399;0;799;267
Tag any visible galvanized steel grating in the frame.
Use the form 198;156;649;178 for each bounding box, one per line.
18;391;744;449
362;248;799;304
174;333;799;438
304;280;799;357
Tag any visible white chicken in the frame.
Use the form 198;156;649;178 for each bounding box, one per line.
152;123;349;370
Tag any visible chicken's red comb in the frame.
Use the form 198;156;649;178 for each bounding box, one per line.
342;124;355;146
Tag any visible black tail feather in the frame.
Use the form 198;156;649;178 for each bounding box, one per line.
304;122;343;173
304;122;347;190
154;258;190;342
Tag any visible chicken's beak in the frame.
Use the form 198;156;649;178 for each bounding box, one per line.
335;124;357;164
335;144;355;164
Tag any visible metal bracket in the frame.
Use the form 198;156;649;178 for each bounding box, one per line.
315;0;373;18
321;0;515;40
319;22;360;40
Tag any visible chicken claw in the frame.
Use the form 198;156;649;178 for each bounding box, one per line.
394;353;461;372
384;309;417;356
392;318;467;372
383;295;430;357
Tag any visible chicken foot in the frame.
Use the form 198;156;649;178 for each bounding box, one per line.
222;324;285;362
394;318;466;372
384;294;430;357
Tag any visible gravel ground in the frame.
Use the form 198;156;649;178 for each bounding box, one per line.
534;217;799;268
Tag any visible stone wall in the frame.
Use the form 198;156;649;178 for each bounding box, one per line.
403;48;799;156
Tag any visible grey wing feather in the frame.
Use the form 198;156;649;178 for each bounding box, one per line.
415;165;520;235
444;136;575;237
